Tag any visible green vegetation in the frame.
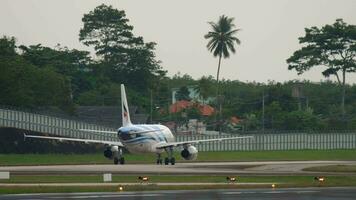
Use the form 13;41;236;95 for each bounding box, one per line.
1;150;356;166
303;165;356;173
0;4;165;114
1;175;356;194
0;4;355;132
204;15;241;133
0;175;355;184
287;19;356;115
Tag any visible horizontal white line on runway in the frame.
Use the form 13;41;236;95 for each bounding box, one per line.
224;190;320;195
0;182;276;187
49;194;162;199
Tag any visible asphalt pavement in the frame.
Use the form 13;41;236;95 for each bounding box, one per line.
1;160;356;175
1;187;356;200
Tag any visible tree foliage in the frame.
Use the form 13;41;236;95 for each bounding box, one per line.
79;4;165;94
1;9;356;131
287;19;356;114
0;37;73;112
175;86;191;101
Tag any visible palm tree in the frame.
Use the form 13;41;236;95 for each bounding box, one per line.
204;15;241;133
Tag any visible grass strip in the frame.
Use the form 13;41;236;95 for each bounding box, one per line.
1;175;356;186
1;149;356;166
1;177;356;194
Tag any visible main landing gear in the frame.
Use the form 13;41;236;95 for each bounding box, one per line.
114;148;125;165
114;157;125;165
156;147;175;165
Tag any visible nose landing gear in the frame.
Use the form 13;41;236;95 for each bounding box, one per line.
164;146;175;165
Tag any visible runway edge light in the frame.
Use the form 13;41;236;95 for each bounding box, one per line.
226;176;237;183
271;184;276;188
138;176;149;182
314;176;326;183
118;186;123;192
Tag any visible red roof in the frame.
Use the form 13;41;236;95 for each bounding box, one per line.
169;100;214;116
169;100;192;113
230;116;243;124
197;104;215;116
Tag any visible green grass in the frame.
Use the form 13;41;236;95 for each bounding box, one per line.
303;165;356;173
1;149;356;166
1;175;356;185
1;175;356;194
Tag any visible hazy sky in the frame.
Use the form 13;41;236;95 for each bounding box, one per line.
1;0;355;83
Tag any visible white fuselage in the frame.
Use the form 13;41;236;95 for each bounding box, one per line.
118;124;175;154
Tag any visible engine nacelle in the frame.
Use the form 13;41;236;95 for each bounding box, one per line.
181;145;198;160
104;146;119;159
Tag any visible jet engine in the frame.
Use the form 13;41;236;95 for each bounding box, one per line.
180;145;198;160
104;145;119;159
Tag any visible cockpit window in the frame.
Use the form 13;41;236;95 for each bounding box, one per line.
119;133;134;140
118;131;143;141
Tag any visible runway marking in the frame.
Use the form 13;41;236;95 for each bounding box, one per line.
296;190;319;193
19;199;42;200
224;192;242;194
224;190;320;195
49;194;162;199
263;191;285;194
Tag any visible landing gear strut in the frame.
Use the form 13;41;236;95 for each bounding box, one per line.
156;153;163;165
114;148;125;165
164;147;175;165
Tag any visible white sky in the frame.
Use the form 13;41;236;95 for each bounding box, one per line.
1;0;355;83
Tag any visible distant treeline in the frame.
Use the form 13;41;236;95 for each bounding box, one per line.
0;4;355;131
164;76;356;131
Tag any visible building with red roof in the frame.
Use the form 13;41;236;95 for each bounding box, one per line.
169;100;215;116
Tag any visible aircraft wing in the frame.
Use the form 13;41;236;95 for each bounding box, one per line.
79;129;117;134
155;136;253;149
24;133;124;147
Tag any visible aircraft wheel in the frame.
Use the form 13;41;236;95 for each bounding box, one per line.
119;157;125;165
156;159;163;165
114;157;119;165
170;157;175;165
164;157;169;165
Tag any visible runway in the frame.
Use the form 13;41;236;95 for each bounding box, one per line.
1;160;356;175
1;187;356;200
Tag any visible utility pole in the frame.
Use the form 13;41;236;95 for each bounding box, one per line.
262;91;265;133
298;97;302;111
150;89;153;123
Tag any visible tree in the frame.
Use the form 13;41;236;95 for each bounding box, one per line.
195;75;216;102
283;109;324;130
79;4;140;61
0;36;74;113
287;19;356;116
79;4;164;94
0;36;17;57
175;86;191;101
19;44;92;99
204;15;241;90
204;15;241;133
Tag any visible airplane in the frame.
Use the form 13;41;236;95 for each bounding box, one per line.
24;84;253;165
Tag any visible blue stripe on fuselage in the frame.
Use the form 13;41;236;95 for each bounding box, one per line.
120;125;168;145
123;136;156;144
